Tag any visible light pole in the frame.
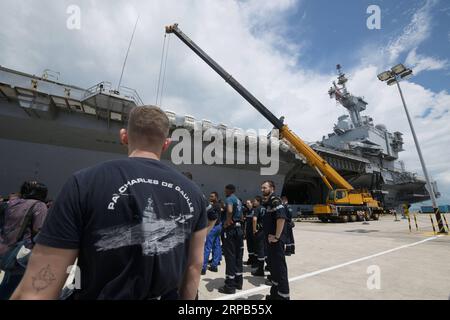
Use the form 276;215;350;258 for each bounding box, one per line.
377;64;447;234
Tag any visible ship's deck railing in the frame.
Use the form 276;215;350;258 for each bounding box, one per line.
83;81;143;106
118;86;144;106
83;81;112;98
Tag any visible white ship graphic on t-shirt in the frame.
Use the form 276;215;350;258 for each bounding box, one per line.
95;196;193;256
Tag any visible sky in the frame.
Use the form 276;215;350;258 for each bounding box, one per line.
0;0;449;207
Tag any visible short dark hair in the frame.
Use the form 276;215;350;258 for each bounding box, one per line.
254;196;262;203
261;180;275;190
20;181;48;202
210;191;219;198
225;184;236;192
127;106;170;150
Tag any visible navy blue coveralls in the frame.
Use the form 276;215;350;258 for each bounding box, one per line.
221;194;244;290
244;206;255;265
252;205;266;274
263;194;290;300
284;204;295;255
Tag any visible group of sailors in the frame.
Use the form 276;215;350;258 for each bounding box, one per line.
1;179;296;300
203;180;295;300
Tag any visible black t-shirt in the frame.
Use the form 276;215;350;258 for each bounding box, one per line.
244;206;254;220
253;205;266;232
36;157;207;300
207;203;222;226
284;204;293;221
262;194;288;242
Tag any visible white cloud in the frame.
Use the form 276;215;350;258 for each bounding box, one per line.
385;0;435;63
405;48;449;75
359;0;441;72
0;0;449;205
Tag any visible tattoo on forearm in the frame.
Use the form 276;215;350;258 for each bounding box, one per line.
32;264;56;292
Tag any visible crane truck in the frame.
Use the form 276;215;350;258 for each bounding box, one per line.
165;23;383;222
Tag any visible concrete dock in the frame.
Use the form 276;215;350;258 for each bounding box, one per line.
198;214;450;300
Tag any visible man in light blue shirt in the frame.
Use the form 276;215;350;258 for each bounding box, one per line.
219;184;243;294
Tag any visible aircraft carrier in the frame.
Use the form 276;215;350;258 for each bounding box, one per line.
0;64;437;214
1;64;449;301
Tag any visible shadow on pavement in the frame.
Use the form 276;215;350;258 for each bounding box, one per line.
244;275;268;287
203;277;225;292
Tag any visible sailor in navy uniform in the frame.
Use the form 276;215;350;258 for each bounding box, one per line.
250;196;266;276
261;181;290;300
219;184;244;294
243;200;256;266
282;196;295;256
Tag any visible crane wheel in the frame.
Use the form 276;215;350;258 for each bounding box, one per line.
339;215;349;223
349;215;358;222
372;213;380;220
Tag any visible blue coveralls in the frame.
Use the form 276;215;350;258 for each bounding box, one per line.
203;203;222;270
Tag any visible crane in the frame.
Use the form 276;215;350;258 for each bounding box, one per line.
165;23;383;222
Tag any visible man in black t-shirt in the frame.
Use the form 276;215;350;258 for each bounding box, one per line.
11;106;207;300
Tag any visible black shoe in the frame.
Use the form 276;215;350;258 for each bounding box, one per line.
201;269;206;275
208;265;218;272
272;293;290;300
218;286;236;294
251;269;265;277
236;284;242;290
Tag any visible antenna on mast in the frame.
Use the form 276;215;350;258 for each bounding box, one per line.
117;15;140;91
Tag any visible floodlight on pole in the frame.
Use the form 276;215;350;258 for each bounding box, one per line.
391;63;407;75
400;69;413;79
377;71;392;81
377;64;447;234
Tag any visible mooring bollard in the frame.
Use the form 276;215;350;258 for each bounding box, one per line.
413;213;419;231
362;211;370;225
429;214;436;235
442;214;449;232
393;210;400;222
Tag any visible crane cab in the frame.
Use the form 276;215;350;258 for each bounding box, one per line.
327;189;364;206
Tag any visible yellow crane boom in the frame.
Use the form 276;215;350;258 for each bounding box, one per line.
166;23;382;222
